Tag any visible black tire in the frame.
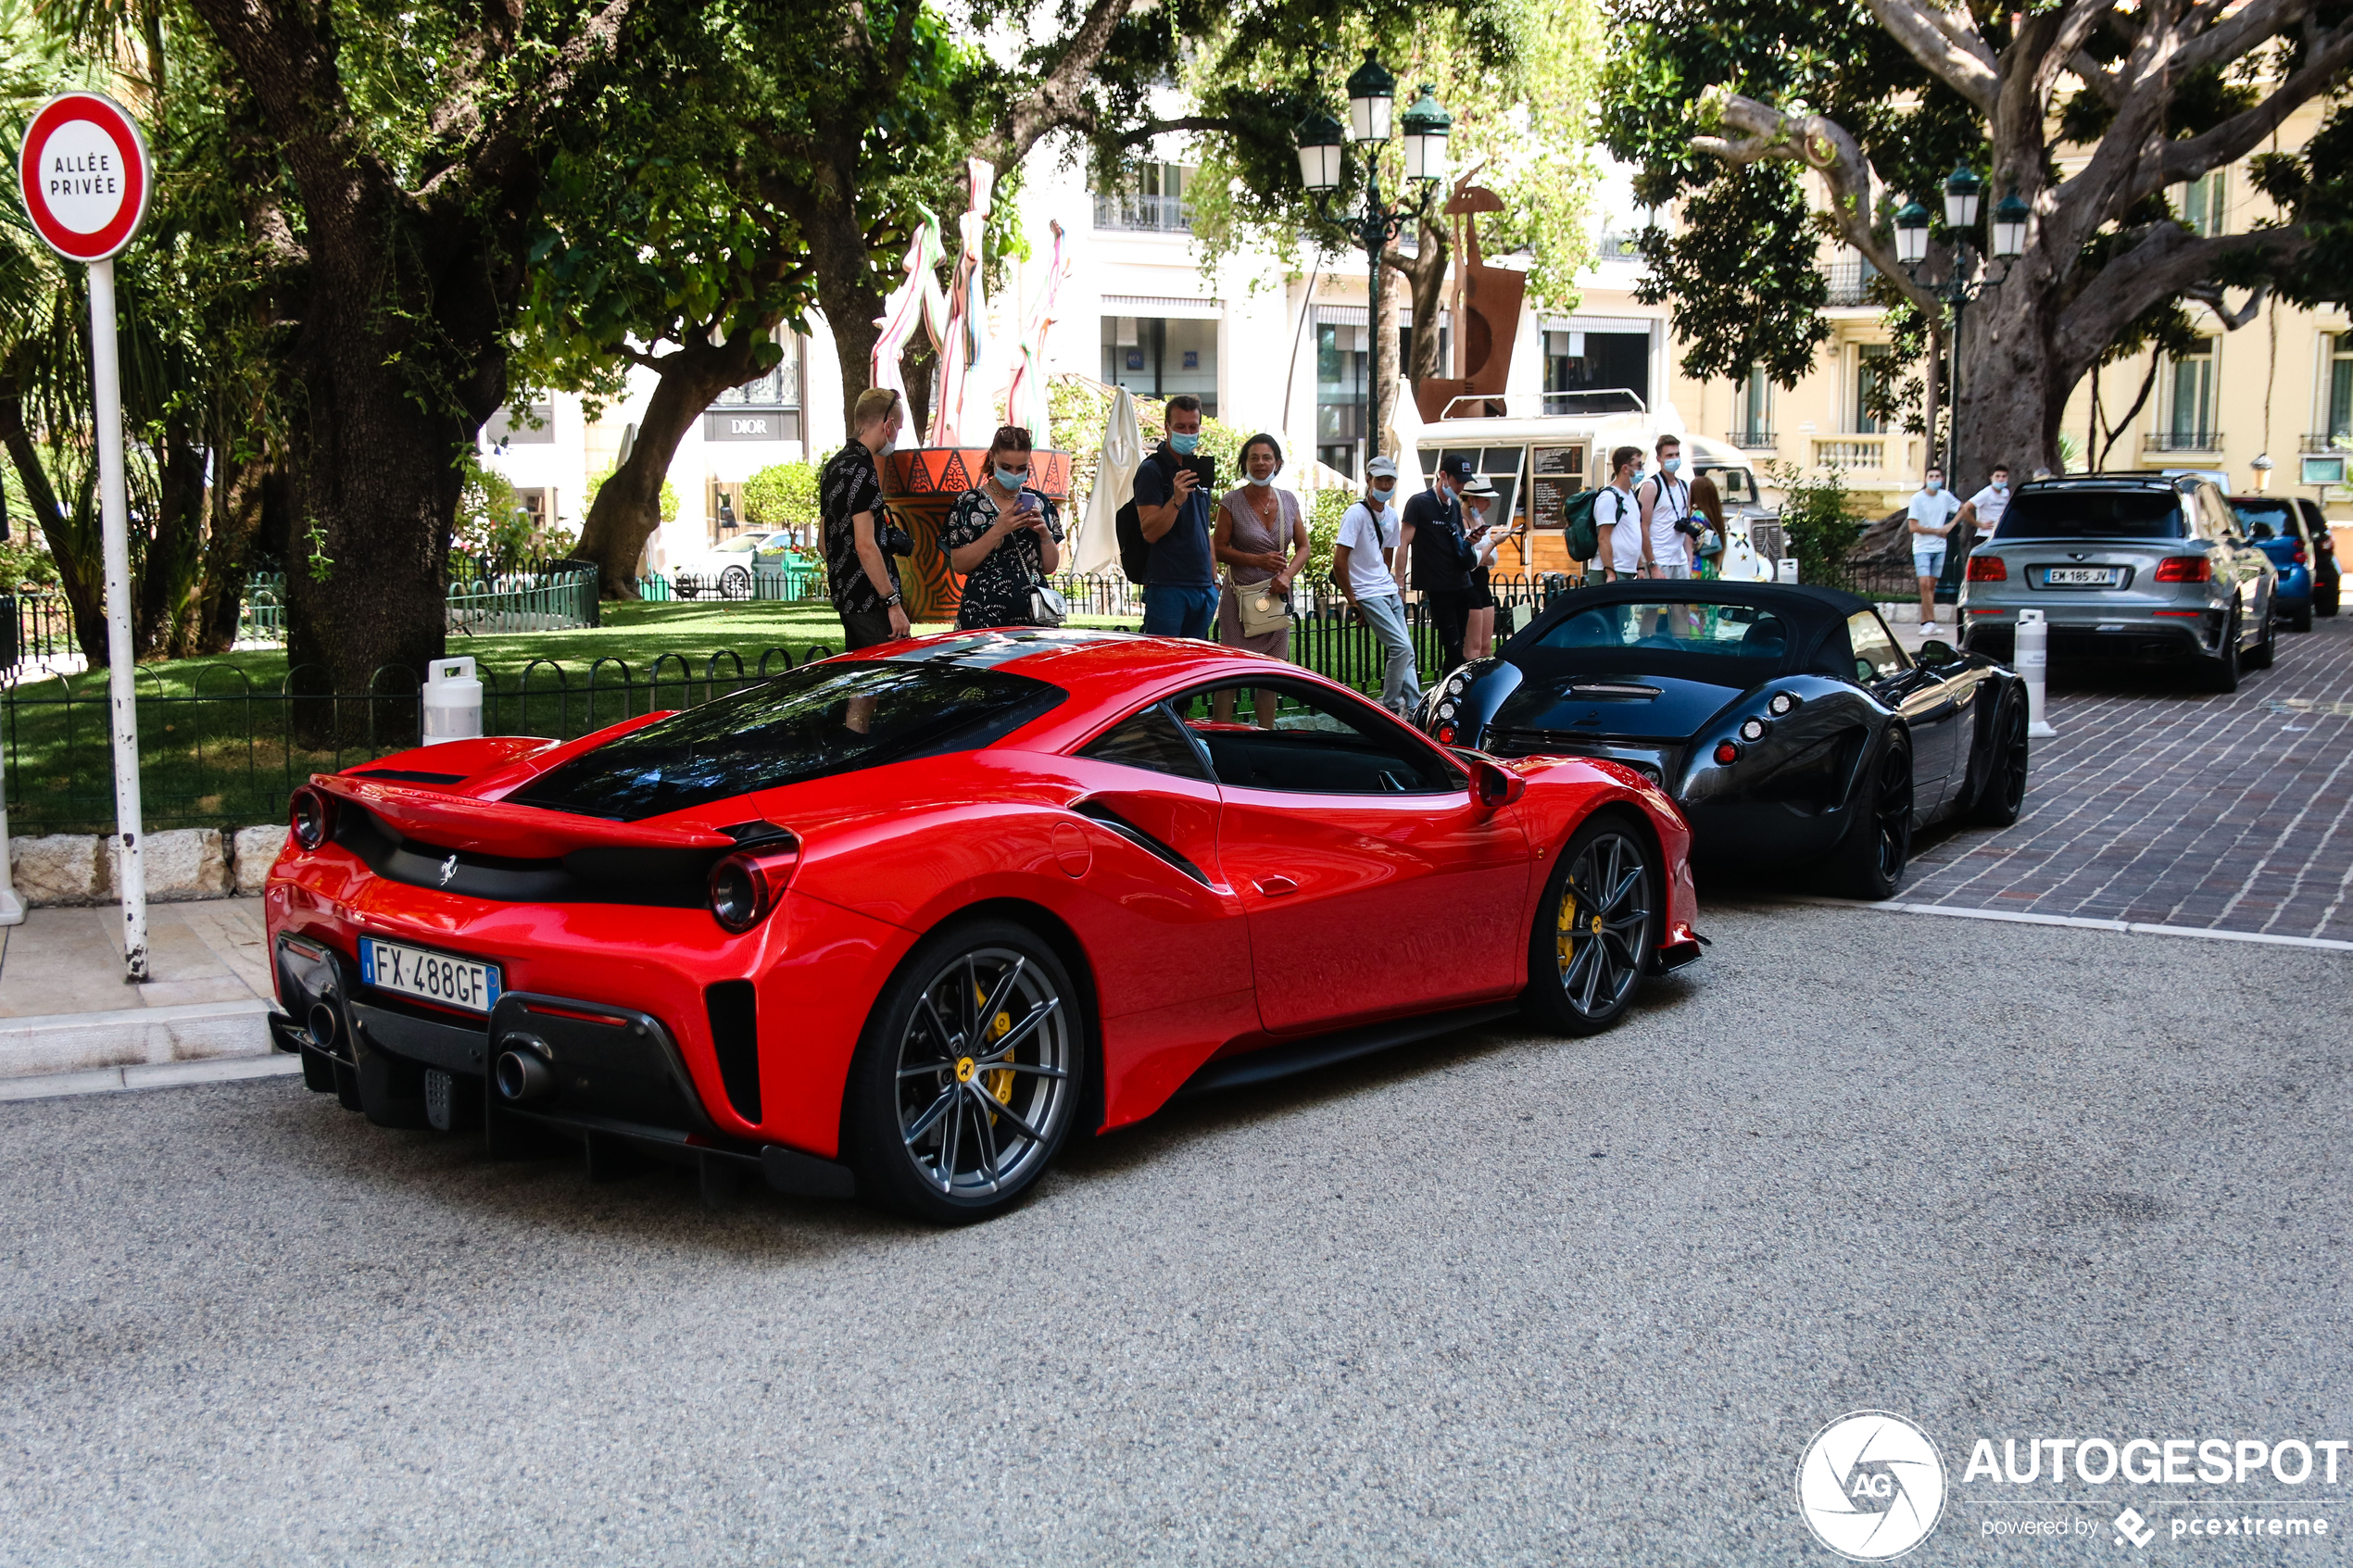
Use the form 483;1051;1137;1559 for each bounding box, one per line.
1521;812;1656;1036
2247;612;2276;671
1831;731;1913;899
2319;581;2339;617
842;918;1087;1224
720;565;752;598
2204;608;2241;692
2289;603;2314;633
1970;696;2029;827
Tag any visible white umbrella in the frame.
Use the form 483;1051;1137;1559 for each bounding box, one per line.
1072;385;1141;577
1384;383;1427;492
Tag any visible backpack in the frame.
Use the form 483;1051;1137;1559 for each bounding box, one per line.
1114;451;1179;585
1562;488;1603;562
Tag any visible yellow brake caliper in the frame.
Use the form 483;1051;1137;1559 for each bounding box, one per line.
974;984;1016;1111
1557;888;1579;972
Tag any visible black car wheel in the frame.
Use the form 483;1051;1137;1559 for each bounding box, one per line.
2288;602;2314;633
1522;813;1655;1036
1971;696;2030;827
2247;610;2277;670
720;564;752;598
1831;732;1913;900
2202;608;2241;693
844;919;1085;1224
2320;580;2340;617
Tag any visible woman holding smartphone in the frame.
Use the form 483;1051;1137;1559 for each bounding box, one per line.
943;424;1063;630
1462;475;1515;660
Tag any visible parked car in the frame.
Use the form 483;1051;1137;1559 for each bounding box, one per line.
674;530;788;595
1959;474;2275;691
2227;495;2317;632
2296;495;2341;616
265;630;1703;1223
1416;582;2029;899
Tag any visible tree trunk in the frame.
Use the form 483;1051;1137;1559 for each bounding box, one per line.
140;422;208;658
1952;288;2068;493
195;445;272;655
571;333;766;598
807;196;887;446
0;375;107;668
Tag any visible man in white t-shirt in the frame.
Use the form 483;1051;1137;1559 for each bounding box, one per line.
1637;433;1696;578
1906;466;1965;634
1944;463;2012;611
1595;445;1644;582
1332;456;1419;715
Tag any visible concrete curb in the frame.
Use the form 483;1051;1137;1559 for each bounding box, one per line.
0;997;278;1081
0;1052;301;1102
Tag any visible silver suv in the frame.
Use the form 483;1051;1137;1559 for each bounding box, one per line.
1959;474;2276;691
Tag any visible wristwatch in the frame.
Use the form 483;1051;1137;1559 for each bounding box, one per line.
884;591;903;608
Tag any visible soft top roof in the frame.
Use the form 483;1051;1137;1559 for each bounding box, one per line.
1503;581;1876;683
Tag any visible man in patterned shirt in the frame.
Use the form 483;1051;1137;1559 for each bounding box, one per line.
822;387;911;649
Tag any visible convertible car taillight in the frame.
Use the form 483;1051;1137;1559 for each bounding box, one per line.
709;847;799;933
1714;741;1740;765
2154;556;2211;583
289;784;335;850
1966;557;2007;582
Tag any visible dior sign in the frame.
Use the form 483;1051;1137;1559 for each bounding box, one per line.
705;408;798;442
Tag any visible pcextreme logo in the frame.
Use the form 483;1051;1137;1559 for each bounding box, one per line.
1797;1411;1948;1561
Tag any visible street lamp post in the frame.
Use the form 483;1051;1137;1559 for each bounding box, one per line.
1295;54;1450;477
1894;168;2027;485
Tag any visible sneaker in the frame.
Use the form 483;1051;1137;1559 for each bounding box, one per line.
1919;621;1940;635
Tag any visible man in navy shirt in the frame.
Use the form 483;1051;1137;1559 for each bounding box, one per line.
1401;455;1482;672
1134;394;1218;639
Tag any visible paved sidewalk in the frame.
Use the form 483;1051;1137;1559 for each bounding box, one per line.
1903;611;2353;938
0;897;284;1091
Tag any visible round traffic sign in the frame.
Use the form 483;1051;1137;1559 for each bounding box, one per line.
18;92;150;262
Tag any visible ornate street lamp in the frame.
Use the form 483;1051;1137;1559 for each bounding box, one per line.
1991;191;2031;260
1400;84;1452;184
1944;165;1984;231
1295;56;1450;480
1894;200;1931;267
1345;50;1395;143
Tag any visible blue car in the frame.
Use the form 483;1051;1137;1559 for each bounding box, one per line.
2230;495;2316;632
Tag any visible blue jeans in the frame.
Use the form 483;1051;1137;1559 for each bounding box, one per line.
1143;584;1219;640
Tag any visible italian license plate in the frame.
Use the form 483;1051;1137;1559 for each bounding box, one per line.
2045;566;2118;586
359;936;502;1014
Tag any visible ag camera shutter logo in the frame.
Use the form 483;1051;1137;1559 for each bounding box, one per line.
1796;1411;1947;1560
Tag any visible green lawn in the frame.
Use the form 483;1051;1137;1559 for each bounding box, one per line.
1;600;1142;835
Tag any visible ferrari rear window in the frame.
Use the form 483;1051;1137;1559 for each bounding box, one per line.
509;663;1065;821
1995;491;2185;540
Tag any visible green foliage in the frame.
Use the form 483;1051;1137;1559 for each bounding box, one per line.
741;463;821;529
1637;163;1828;388
1765;461;1863;588
1047;376;1251;512
1306;488;1353;577
0;532;58;589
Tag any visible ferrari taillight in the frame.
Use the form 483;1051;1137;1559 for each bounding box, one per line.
709;846;799;933
289;784;334;850
1967;557;2007;582
1436;723;1456;745
1714;741;1740;765
2154;556;2211;583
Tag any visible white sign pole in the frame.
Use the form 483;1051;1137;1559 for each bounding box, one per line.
87;257;146;977
19;93;153;979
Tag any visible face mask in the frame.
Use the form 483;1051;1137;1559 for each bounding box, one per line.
1662;457;1682;475
1926;480;1942;494
1993;483;2009;495
1169;432;1201;455
1246;472;1273;487
994;466;1026;490
1372;480;1395;496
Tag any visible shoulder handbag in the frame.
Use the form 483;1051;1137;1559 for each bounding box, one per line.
1018;505;1067;627
1233;489;1295;636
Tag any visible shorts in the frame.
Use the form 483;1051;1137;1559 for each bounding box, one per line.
838;606;896;650
1467;576;1495;610
1654;562;1693;580
1912;546;1946;579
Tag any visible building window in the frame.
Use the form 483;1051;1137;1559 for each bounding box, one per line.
2326;333;2353;442
2169;340;2217;446
1093;163;1195;233
1542;329;1649;414
1732;365;1773;447
1316;320;1369;476
1823;247;1880;307
1854;345;1894;434
1101;316;1217;413
2180;170;2226;237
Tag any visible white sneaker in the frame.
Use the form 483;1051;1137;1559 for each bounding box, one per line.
1920;621;1941;635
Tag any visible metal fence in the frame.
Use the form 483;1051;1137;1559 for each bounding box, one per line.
0;571;1585;836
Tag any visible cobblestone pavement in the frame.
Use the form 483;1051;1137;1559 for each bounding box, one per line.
1901;609;2353;938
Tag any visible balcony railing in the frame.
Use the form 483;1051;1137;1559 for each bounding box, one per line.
1815;437;1887;469
1092;193;1192;233
1725;428;1777;451
2145;430;2222;454
2301;433;2351;453
1822;259;1881;307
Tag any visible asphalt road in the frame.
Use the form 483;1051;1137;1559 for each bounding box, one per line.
2;901;2347;1566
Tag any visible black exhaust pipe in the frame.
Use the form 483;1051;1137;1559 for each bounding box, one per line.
494;1041;556;1104
307;1000;341;1049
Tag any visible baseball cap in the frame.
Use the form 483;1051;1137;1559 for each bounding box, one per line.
1442;457;1476;482
1366;456;1399;478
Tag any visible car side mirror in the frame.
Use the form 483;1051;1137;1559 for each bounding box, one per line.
1919;638;1959;666
1471;759;1526;809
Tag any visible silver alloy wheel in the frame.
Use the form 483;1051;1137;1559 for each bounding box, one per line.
892;945;1074;1199
1554;830;1653;1018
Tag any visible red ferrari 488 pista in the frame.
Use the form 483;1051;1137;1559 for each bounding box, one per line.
267;629;1702;1222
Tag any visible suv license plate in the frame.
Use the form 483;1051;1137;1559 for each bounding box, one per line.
359;936;502;1014
2045;567;2118;586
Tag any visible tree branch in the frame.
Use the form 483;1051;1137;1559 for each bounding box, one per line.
1114;115;1244;149
1692;92;1942;315
970;0;1138;171
2157;22;2353;189
2054;225;2305;370
1862;0;1999;112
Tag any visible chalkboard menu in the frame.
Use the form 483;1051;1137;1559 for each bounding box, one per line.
1529;444;1587;528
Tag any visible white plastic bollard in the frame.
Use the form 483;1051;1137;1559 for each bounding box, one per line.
422;656;484;745
1775;557;1800;583
2016;608;2057;738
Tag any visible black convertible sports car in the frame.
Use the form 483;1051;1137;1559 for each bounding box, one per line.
1416;582;2030;897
